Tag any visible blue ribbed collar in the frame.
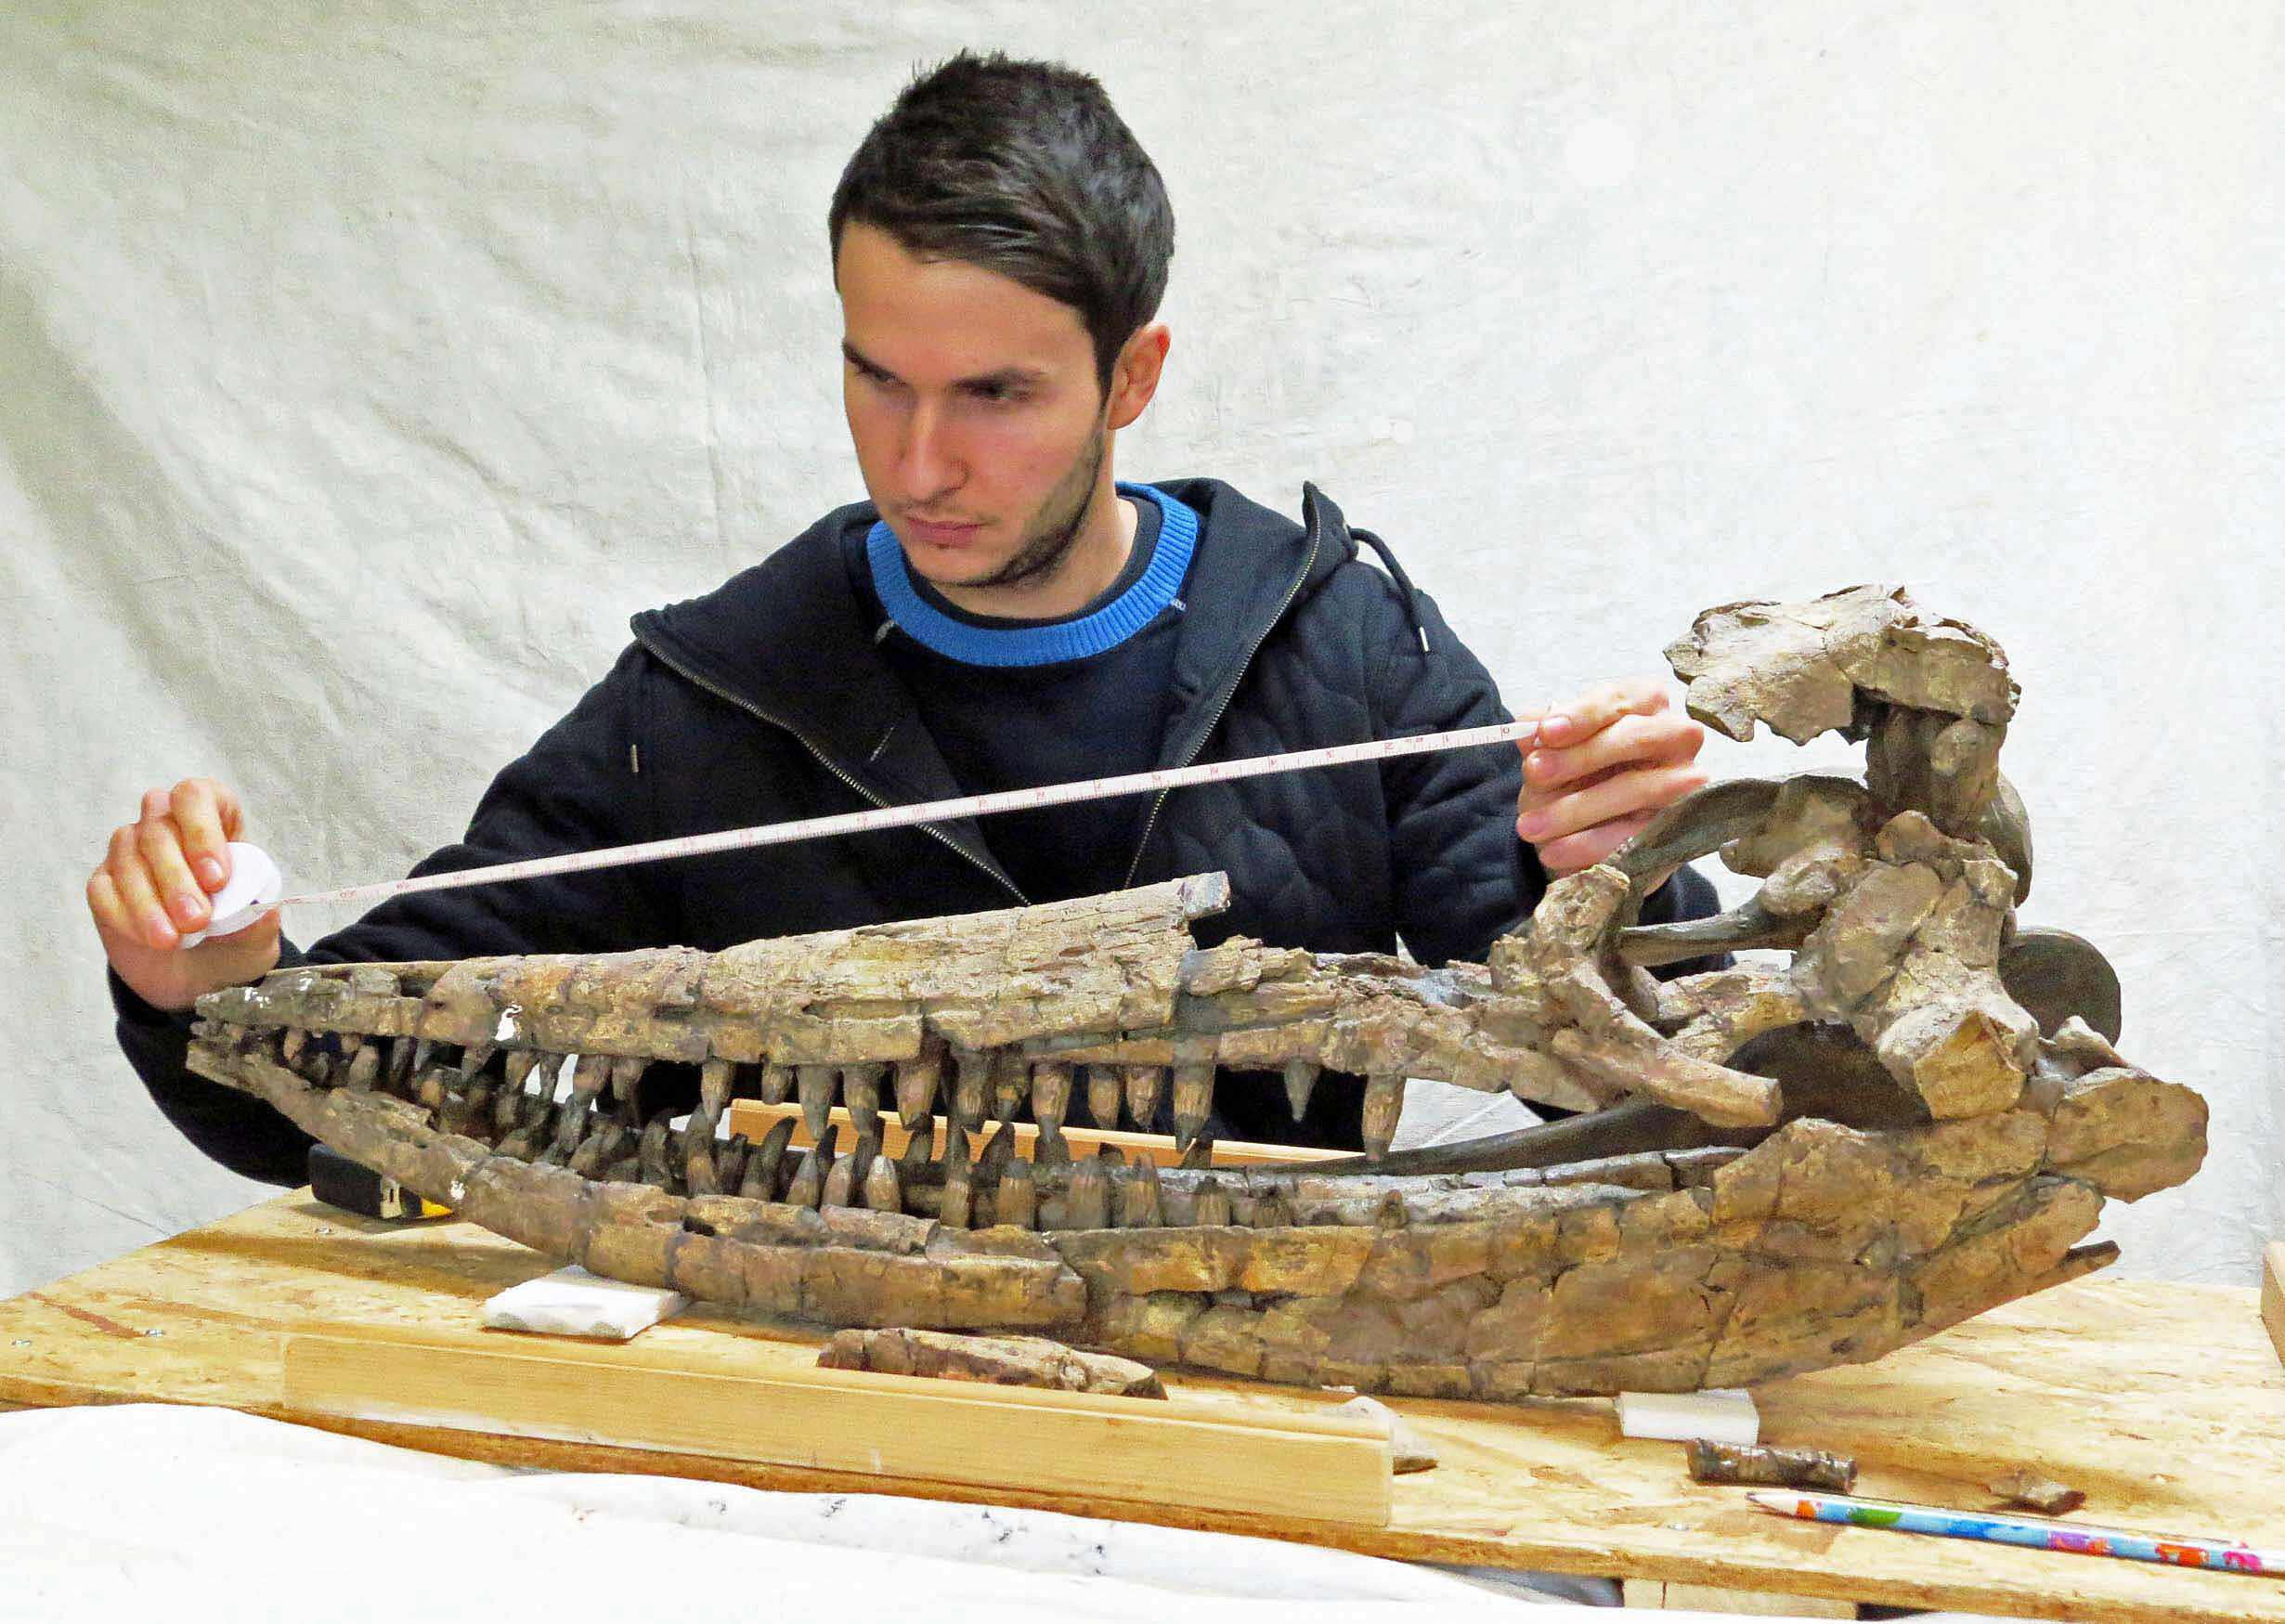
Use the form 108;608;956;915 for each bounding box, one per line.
866;483;1197;669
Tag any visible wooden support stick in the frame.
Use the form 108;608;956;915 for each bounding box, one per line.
2262;1242;2285;1374
723;1100;1348;1171
282;1321;1393;1526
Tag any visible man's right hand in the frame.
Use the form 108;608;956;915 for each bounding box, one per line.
87;779;281;1013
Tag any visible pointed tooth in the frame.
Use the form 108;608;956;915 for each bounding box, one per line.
1282;1059;1320;1122
1194;1176;1233;1227
1176;1137;1214;1171
1375;1189;1409;1229
1254;1186;1297;1228
1029;1061;1071;1134
797;1064;837;1141
975;1120;1017;1188
1084;1065;1123;1131
599;1155;642;1184
715;1133;750;1195
842;1063;885;1136
991;1048;1027;1123
822;1132;872;1209
388;1037;421;1092
338;1033;365;1058
416;1068;451;1111
569;1122;626;1178
1118;1158;1162;1228
951;1049;990;1133
496;1051;537;1126
758;1062;794;1106
1064;1160;1110;1230
741;1117;795;1200
1362;1073;1402;1160
940;1127;973;1228
994;1161;1036;1229
894;1040;944;1130
863;1151;903;1215
697;1057;734;1117
1171;1062;1213;1152
1123;1065;1164;1132
1035;1125;1071;1171
638;1111;678;1188
1095;1143;1127;1170
785;1146;826;1210
899;1120;936;1178
458;1043;496;1082
610;1055;649;1107
342;1046;380;1092
281;1028;308;1064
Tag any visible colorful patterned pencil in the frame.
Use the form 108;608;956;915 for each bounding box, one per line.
1745;1490;2285;1578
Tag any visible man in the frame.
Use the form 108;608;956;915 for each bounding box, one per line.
90;53;1713;1181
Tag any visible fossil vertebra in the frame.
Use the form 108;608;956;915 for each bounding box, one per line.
188;586;2204;1399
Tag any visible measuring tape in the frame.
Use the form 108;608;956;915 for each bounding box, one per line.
200;719;1538;932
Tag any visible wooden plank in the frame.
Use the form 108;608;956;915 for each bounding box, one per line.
724;1099;1348;1169
281;1321;1392;1527
2263;1242;2285;1373
1624;1579;1856;1616
6;1194;2285;1623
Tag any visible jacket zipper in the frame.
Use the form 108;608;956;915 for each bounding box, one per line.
1120;519;1327;889
632;635;1030;907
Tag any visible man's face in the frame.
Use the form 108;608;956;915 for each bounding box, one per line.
837;222;1110;592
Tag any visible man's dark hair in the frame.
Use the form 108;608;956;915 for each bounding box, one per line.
829;52;1175;390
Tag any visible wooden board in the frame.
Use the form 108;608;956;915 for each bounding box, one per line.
2263;1242;2285;1372
282;1320;1391;1526
5;1192;2285;1623
723;1099;1348;1170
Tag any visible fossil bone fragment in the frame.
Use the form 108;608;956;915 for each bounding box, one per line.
188;588;2204;1401
819;1328;1167;1397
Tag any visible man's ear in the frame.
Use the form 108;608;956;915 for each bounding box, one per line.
1105;322;1171;431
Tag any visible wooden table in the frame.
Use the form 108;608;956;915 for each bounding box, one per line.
4;1193;2281;1622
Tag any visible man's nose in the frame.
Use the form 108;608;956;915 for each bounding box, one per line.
896;399;963;500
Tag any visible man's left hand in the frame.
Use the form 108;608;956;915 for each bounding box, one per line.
1515;679;1708;878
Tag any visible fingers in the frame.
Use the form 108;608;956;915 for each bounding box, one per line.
1517;761;1711;878
1522;709;1703;793
1535;679;1670;748
90;780;244;953
1533;811;1657;878
169;778;241;890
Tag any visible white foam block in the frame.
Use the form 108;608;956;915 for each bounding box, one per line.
483;1266;687;1341
1615;1387;1759;1445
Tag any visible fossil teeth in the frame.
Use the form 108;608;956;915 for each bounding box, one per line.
552;1053;610;1156
497;1050;538;1126
458;1043;496;1082
1282;1059;1320;1121
899;1120;936;1178
684;1057;736;1194
1065;1158;1110;1230
1362;1073;1403;1160
740;1116;795;1200
1030;1061;1071;1134
863;1150;903;1215
785;1144;827;1210
939;1128;973;1228
842;1063;885;1137
1034;1125;1072;1171
994;1160;1036;1229
797;1064;837;1141
388;1036;420;1092
991;1048;1028;1123
1171;1062;1212;1151
758;1062;794;1106
1176;1137;1214;1170
975;1120;1018;1188
1193;1176;1233;1227
281;1028;308;1064
415;1067;451;1111
1374;1189;1409;1229
1253;1186;1297;1228
342;1046;380;1092
638;1110;678;1189
951;1048;991;1133
894;1042;943;1130
609;1055;648;1107
1119;1158;1162;1228
1123;1064;1164;1132
715;1132;750;1195
1084;1064;1123;1131
569;1121;626;1178
822;1130;874;1210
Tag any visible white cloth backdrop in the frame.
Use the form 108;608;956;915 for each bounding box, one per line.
3;2;2279;1302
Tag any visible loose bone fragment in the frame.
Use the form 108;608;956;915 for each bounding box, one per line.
188;591;2204;1401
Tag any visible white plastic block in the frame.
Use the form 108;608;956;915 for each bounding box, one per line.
483;1265;687;1341
1615;1387;1759;1445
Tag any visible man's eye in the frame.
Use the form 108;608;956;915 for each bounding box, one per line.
967;383;1027;405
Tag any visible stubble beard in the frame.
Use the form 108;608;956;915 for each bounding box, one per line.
961;422;1109;592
